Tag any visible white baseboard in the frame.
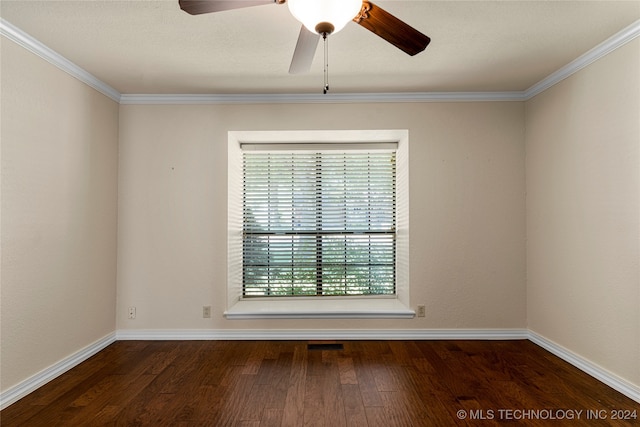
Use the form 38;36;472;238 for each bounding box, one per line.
0;333;116;410
528;331;640;403
115;328;529;341
3;328;638;410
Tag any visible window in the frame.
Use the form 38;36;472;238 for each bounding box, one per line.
227;130;411;319
242;148;396;297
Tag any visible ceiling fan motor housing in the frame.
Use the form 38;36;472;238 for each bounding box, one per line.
315;22;335;35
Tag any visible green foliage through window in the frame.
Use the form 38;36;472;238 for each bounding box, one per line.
243;150;396;297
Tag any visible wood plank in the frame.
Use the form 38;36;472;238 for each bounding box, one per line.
66;374;156;425
238;383;271;422
303;374;325;426
337;357;358;385
261;408;284;427
320;358;346;427
2;340;638;426
213;366;256;425
261;350;294;409
364;406;390;427
281;344;307;427
351;350;384;407
342;384;368;426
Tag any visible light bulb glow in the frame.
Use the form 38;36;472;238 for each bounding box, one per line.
288;0;362;34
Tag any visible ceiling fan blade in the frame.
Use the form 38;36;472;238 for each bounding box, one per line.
353;1;430;56
179;0;277;15
289;25;320;74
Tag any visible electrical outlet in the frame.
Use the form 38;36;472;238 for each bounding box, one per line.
128;306;136;319
203;305;211;318
417;304;426;318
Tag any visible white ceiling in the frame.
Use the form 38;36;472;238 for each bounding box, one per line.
1;0;639;95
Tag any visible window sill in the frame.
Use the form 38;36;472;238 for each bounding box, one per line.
224;298;415;320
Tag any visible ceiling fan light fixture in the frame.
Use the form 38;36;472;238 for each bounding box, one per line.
288;0;362;35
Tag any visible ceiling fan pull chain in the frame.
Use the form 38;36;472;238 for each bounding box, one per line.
323;33;329;94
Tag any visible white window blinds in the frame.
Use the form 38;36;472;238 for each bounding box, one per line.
242;149;397;297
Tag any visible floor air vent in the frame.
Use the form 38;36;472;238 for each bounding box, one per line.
307;343;344;351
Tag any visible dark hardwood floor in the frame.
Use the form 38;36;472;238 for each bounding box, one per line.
2;340;638;426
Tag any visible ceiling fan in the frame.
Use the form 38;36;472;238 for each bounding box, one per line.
178;0;431;79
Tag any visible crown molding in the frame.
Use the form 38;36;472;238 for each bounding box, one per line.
0;18;121;103
524;19;640;100
2;17;639;105
119;91;524;104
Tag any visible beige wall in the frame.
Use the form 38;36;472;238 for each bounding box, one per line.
4;20;638;400
117;101;526;331
1;41;119;391
525;38;640;386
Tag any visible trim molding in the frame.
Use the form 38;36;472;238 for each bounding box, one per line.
0;333;117;410
116;328;529;341
524;18;640;100
119;91;524;104
222;312;416;320
3;17;638;105
528;331;640;403
0;18;121;103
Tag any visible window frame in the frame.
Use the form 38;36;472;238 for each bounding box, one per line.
227;130;412;319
